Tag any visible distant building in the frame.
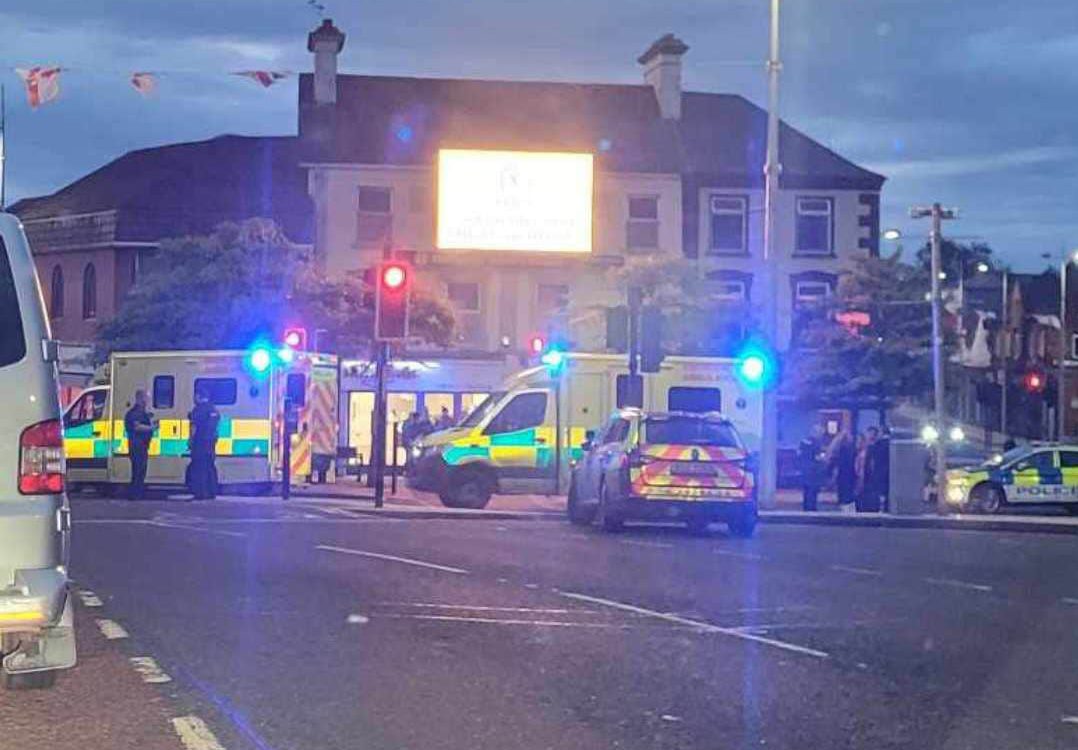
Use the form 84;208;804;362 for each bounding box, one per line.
298;20;885;354
11;135;312;345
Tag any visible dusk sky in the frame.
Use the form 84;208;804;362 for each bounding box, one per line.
1;0;1074;270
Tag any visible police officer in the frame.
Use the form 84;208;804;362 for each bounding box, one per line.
187;387;220;500
124;389;155;501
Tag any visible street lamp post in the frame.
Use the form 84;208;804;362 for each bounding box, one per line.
1057;252;1078;440
911;204;958;514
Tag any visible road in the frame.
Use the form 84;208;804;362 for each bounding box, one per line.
6;497;1078;749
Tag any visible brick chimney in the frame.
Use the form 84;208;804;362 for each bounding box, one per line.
308;19;346;106
638;33;689;120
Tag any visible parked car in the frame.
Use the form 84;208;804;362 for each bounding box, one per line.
0;213;76;689
567;409;757;537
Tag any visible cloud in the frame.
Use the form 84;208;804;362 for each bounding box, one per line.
869;146;1078;179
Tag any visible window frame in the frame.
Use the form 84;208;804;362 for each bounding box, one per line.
1013;451;1055;473
795;280;832;303
50;264;64;319
193;377;238;407
668;386;723;414
356;185;393;247
713;280;747;302
626;194;660;251
707;194;749;256
153;375;175;410
483;391;548;436
795;196;835;256
82;262;97;320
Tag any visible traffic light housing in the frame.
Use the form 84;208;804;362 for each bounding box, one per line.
639;306;664;373
283;327;307;351
375;261;411;340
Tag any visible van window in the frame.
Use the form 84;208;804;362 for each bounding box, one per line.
0;237;27;368
484;392;547;435
194;377;238;406
644;415;740;448
153;375;175;409
66;390;107;427
604;418;631;444
668;387;722;413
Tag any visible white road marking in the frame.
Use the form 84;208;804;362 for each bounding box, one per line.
171;715;227;750
95;619;128;640
129;656;172;684
77;590;103;607
714;549;764;561
924;577;992;593
524;583;540;589
1061;598;1078;606
346;614;370;624
621;540;674;549
383;613;635;629
149;521;246;539
316;545;468;574
560;591;829;660
378;602;594;615
830;565;883;577
1062;716;1078;725
661;714;683;722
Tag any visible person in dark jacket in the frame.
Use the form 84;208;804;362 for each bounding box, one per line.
857;426;886;512
798;425;826;511
828;429;857;511
124;389;155;500
187;388;220;500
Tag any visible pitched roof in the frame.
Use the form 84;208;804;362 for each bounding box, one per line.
11;135;313;244
299;74;884;190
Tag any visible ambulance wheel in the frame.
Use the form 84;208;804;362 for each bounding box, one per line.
973;483;1005;514
597;483;623;532
441;468;493;510
567;479;596;526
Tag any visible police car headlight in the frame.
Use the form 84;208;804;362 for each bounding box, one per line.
411;445;424;460
946;485;966;504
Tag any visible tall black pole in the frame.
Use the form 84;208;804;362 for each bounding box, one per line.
373;341;388;508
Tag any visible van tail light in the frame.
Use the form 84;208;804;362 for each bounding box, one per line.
19;419;65;495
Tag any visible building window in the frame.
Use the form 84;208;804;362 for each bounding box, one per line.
447;282;480;312
82;263;97;319
357;186;392;247
795;280;832;303
795;197;834;255
709;195;748;255
537;283;569;316
713;281;747;302
627;196;659;250
50;265;64;318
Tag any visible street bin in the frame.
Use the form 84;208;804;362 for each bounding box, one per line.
889;439;929;515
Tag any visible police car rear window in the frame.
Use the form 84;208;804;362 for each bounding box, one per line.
0;237;27;368
644;417;740;448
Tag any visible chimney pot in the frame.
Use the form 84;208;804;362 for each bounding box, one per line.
639;33;688;120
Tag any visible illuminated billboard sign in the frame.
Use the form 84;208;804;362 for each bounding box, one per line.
436;149;593;253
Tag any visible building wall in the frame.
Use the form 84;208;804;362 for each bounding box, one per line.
33;247;121;344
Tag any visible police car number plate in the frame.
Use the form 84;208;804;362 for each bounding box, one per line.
670;463;717;476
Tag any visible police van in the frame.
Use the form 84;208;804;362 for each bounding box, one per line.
64;349;338;495
408;353;763;509
945;443;1078;514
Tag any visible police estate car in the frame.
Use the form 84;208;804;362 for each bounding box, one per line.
945;444;1078;514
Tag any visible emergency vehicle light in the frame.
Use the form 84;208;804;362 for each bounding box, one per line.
247;347;273;374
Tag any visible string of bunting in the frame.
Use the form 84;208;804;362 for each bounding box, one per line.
9;66;294;109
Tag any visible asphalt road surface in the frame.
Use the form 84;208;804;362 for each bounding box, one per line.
9;497;1078;750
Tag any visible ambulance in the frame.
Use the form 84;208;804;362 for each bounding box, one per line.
63;349;338;495
408;353;763;509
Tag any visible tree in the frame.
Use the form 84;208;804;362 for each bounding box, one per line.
96;219;454;359
915;238;994;281
790;251;937;409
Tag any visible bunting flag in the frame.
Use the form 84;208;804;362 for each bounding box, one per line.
130;72;157;96
233;70;289;88
15;67;62;109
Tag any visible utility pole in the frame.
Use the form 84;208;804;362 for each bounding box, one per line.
911;203;958;513
1060;259;1070;441
1000;270;1008;438
758;0;782;507
1;84;6;210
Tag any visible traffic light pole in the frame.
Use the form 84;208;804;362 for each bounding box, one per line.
372;340;388;508
628;286;641;379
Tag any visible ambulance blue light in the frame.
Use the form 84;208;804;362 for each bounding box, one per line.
277;346;295;365
735;342;777;390
739;354;766;384
541;348;566;372
248;347;272;374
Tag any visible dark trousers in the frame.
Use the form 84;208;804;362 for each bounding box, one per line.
802;485;819;511
128;448;148;500
188;452;217;499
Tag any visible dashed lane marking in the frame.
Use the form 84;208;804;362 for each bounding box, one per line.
1061;598;1078;606
383;613;639;629
316;544;468;575
377;602;596;615
924;577;992;593
346;614;370;624
149;521;246;539
830;565;883;577
1062;716;1078;725
171;715;227;750
77;590;103;607
560;591;829;660
95;619;128;640
130;656;172;684
620;539;674;549
714;549;764;561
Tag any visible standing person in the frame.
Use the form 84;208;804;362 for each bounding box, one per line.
870;427;891;512
853;431;872;512
828;429;857;512
416;409;434;439
797;425;825;511
187;387;220;500
858;426;883;512
123;389;155;501
435;405;454;431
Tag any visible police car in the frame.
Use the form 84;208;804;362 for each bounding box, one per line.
945;444;1078;514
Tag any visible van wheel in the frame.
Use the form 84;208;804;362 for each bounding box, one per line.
441;469;493;510
567;479;596;526
2;669;57;690
597;483;623;532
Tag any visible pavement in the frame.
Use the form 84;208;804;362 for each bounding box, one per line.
6;495;1078;749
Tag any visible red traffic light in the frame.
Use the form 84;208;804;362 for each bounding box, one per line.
283;327;307;350
382;263;407;290
1023;371;1045;393
529;336;545;355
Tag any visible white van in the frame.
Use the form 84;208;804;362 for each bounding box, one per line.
0;213;76;688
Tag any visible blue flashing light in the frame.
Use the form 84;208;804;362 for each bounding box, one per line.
738;354;767;384
735;342;776;390
277;346;295;365
395;125;414;143
247;347;272;375
540;348;566;371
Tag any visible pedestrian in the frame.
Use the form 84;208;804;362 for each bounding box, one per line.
416;409;434;439
435;405;454;431
797;425;825;511
187;387;220;500
123;389;155;501
828;429;856;511
400;412;420;453
858;426;885;513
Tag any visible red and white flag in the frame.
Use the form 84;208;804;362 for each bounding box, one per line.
233;70;289;88
15;67;62;109
130;72;157;96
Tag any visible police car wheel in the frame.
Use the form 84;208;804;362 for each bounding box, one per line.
597;484;623;532
567;479;596;526
974;484;1005;514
